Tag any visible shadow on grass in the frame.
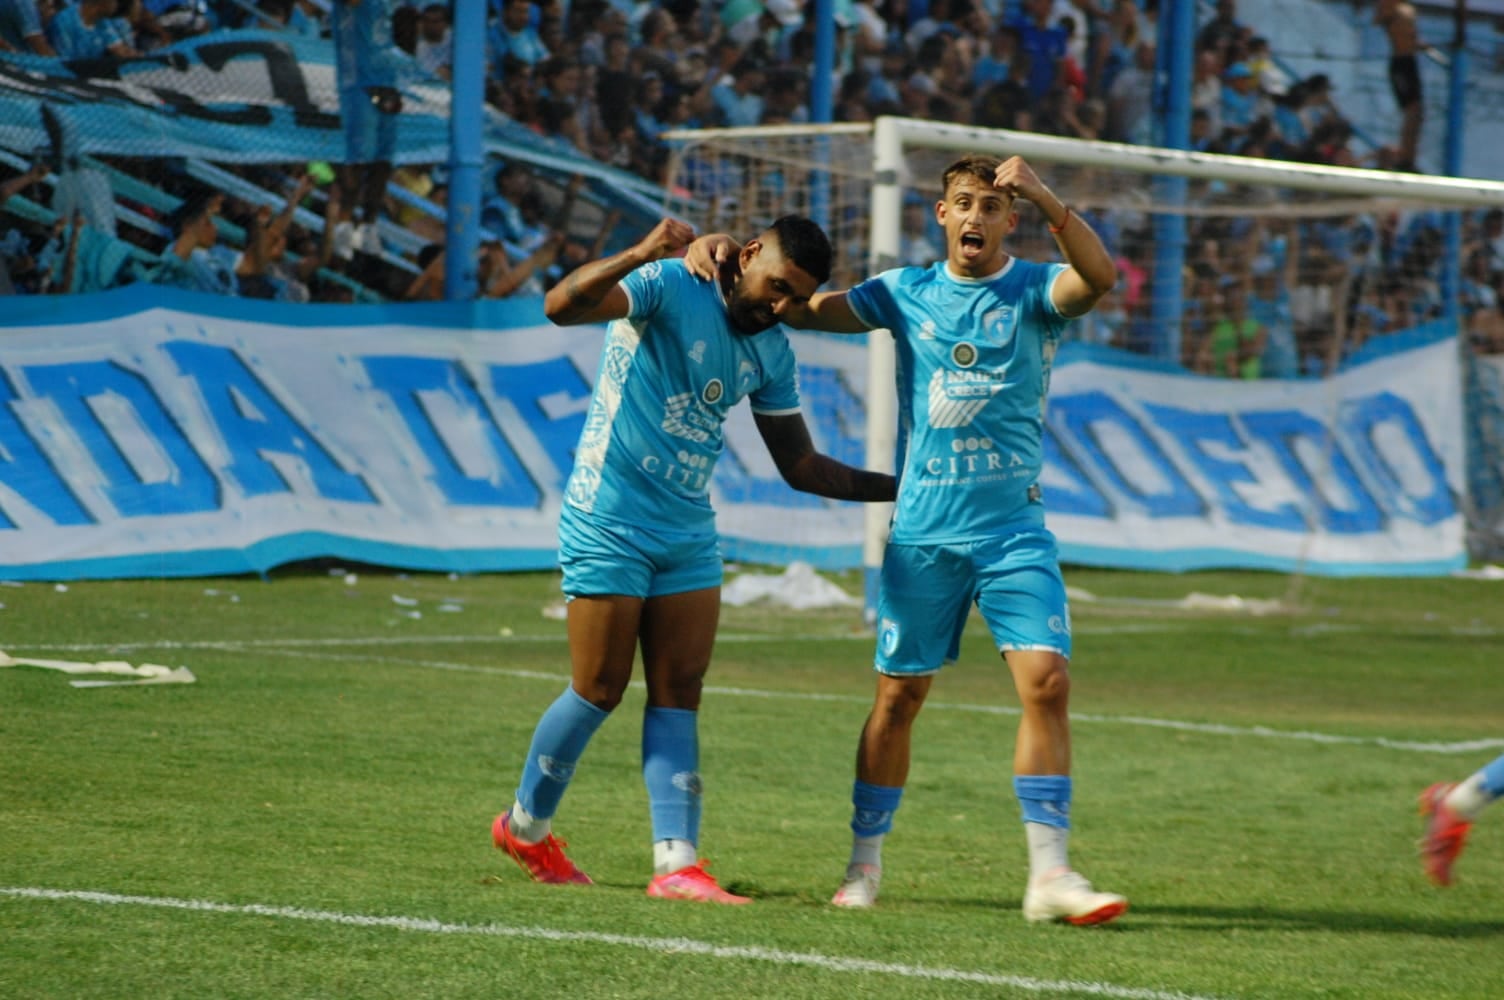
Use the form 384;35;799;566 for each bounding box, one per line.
1118;903;1504;938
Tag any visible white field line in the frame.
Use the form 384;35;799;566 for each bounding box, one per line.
11;638;1503;756
152;644;1504;756
0;886;1225;1000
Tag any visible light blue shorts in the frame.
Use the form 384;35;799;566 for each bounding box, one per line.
558;504;722;599
874;527;1071;675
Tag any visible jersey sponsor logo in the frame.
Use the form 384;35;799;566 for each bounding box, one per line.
736;359;760;393
927;369;1004;428
641;450;711;490
661;391;716;442
951;342;978;368
702;378;724;405
983;307;1014;345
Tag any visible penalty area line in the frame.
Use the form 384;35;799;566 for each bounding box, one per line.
0;886;1225;1000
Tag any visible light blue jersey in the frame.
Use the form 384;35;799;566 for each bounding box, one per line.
848;257;1067;545
564;258;801;533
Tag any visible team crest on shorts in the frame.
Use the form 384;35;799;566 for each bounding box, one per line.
879;618;901;657
951;342;977;368
701;378;724;404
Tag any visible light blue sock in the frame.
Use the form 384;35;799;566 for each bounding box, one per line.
1014;775;1072;829
515;687;610;820
1481;753;1504;799
643;706;701;844
851;780;904;837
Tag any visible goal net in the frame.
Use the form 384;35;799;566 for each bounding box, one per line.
664;117;1504;608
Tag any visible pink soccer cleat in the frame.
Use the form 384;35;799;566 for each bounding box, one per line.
492;812;593;885
645;861;751;904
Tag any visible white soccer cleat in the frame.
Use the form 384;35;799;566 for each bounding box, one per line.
1022;869;1127;926
831;863;881;908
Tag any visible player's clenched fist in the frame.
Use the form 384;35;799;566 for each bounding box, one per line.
633;218;697;263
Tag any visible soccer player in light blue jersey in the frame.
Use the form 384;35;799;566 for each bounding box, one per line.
1419;752;1504;886
688;153;1126;923
493;215;897;903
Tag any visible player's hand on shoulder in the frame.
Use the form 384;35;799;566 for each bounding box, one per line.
684;233;742;281
993;156;1047;204
635;218;697;264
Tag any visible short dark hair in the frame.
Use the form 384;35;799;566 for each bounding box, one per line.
765;214;832;286
941;154;1002;194
168;190;219;235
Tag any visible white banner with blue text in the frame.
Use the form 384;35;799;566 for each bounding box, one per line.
0;289;1465;579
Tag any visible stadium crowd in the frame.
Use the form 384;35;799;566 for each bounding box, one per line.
2;0;1502;371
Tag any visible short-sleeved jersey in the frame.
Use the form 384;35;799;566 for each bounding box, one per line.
848;257;1067;544
564;258;802;531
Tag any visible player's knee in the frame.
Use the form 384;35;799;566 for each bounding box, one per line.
1021;663;1071;710
648;664;707;709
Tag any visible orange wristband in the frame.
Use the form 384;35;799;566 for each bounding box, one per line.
1048;207;1072;234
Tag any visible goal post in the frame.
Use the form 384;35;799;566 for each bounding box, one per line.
663;117;1504;617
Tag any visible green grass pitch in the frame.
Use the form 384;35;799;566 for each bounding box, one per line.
2;565;1501;999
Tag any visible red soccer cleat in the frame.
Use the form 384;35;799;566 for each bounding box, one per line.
492;812;593;885
1418;783;1473;887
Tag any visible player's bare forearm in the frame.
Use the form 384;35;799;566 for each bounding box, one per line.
544;217;695;325
755;411;896;501
784;454;897;502
543;248;644;324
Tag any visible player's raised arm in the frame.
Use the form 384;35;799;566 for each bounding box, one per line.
684;233;872;334
752;411;896;502
993;156;1117;318
544;217;695;326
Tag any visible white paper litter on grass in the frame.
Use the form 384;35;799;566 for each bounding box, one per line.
1451;564;1504;580
722;562;859;610
0;650;196;687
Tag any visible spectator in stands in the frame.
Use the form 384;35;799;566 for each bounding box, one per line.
1190;48;1223;137
331;0;406;258
1195;0;1243;64
491;0;548;70
153;190;240;295
235;173;324;302
49;0;140;59
1009;0;1067;103
39;103;117;239
973;23;1018;92
1089;0;1137;98
403;233;564;301
0;0;56;54
0;162;50;295
973;50;1034;130
1218;62;1267;146
413;2;452;80
898;191;941;267
711;56;766;127
1375;0;1424;171
1105;40;1154;144
481;162;532;246
258;0;322;36
1205;276;1264;378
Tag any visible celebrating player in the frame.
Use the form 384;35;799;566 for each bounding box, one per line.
493;215;897;903
686;154;1126;923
